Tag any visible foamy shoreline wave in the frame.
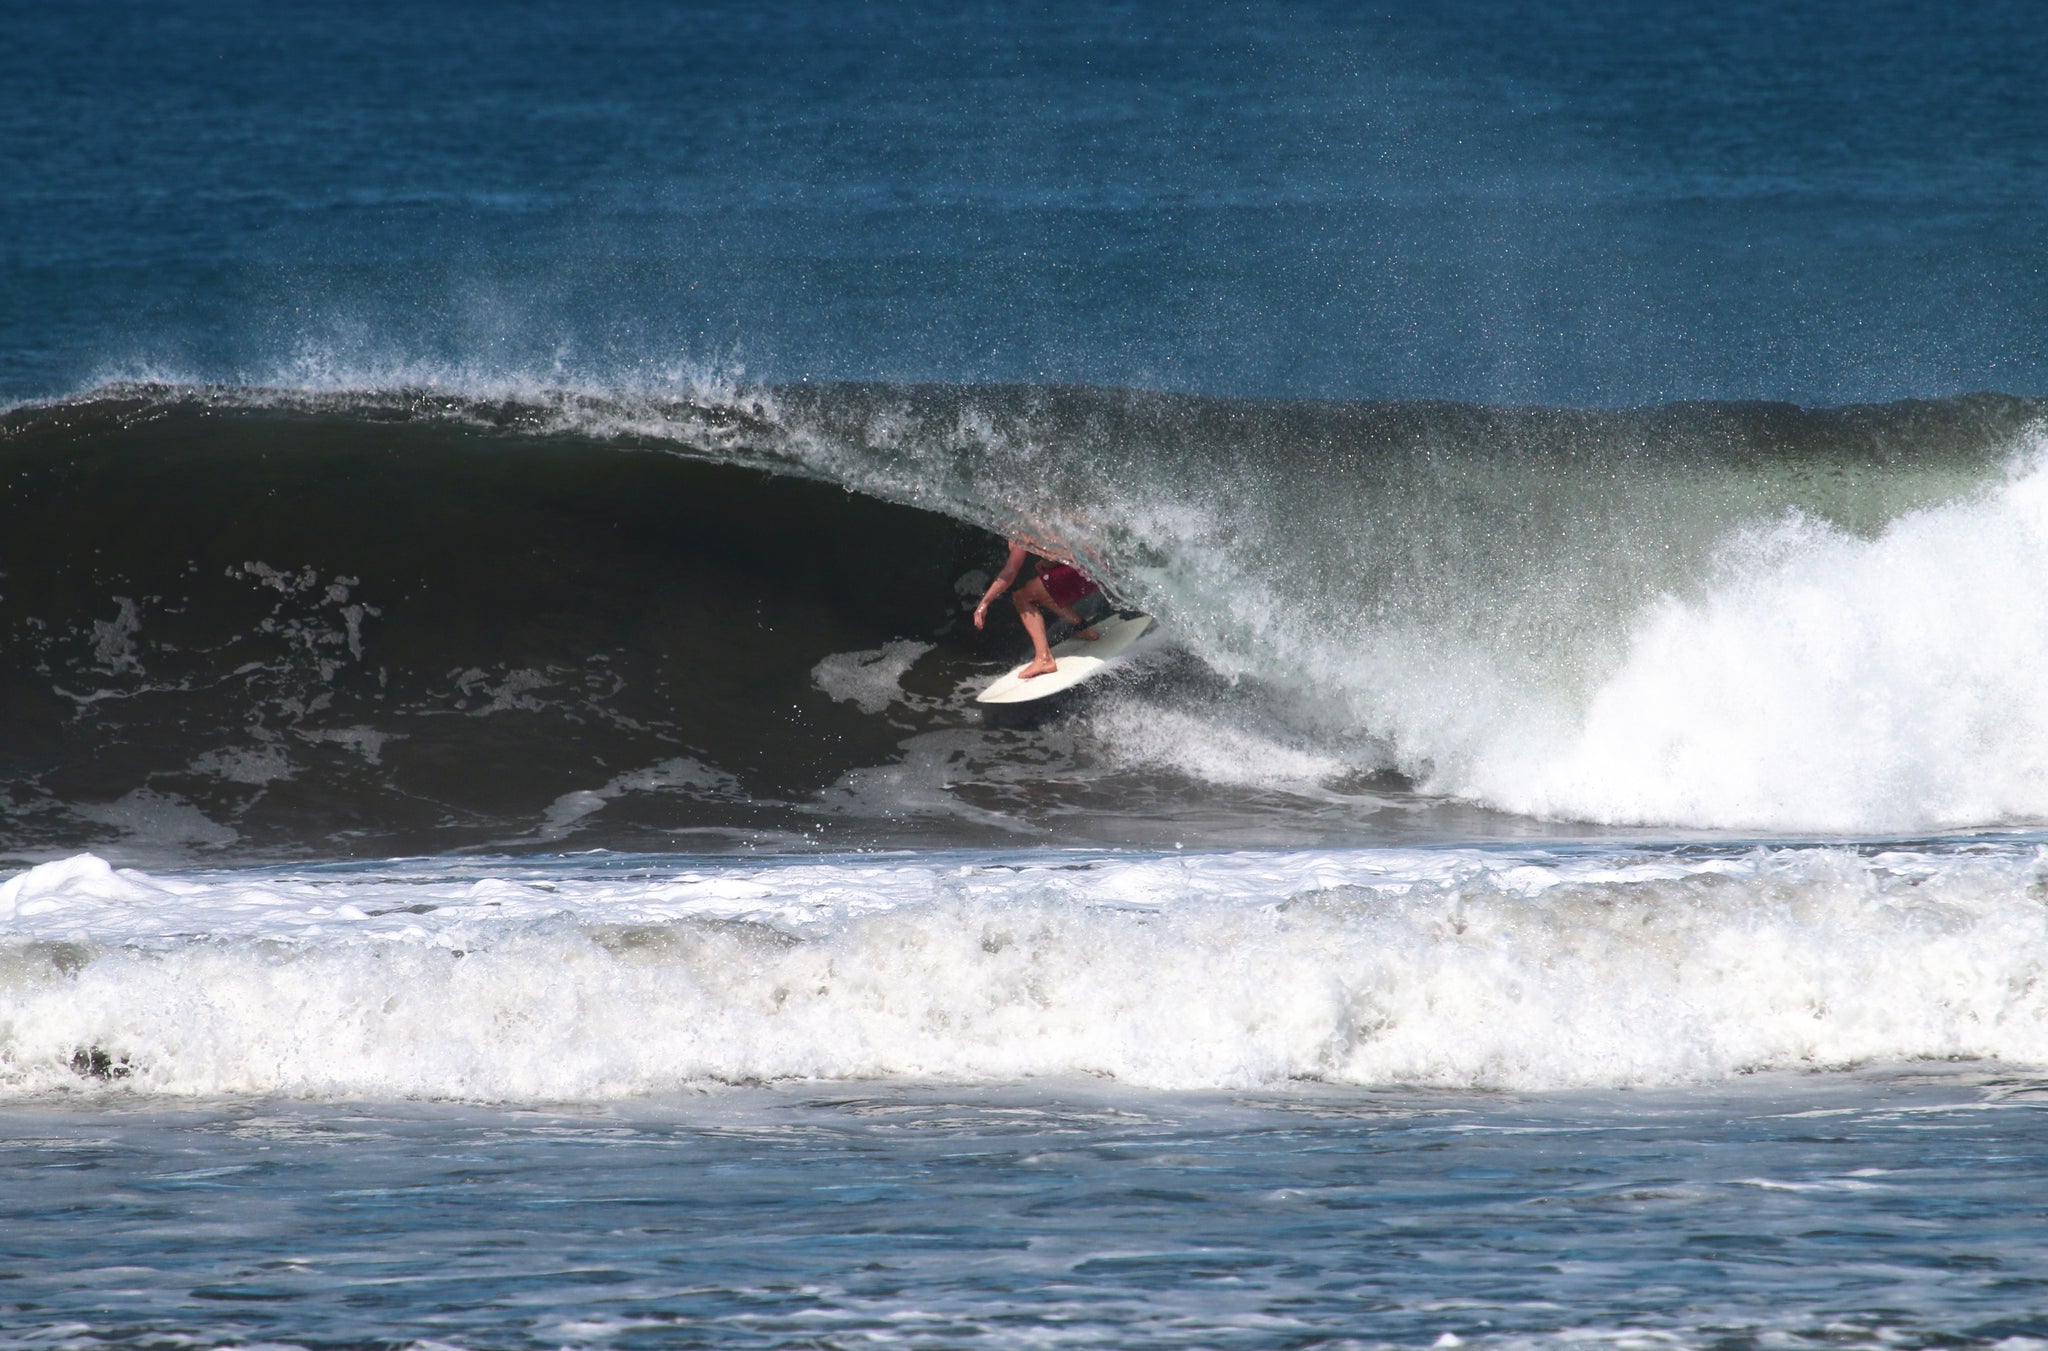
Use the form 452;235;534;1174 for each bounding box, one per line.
6;843;2047;1100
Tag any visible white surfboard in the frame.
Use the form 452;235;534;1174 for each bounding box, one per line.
976;613;1155;705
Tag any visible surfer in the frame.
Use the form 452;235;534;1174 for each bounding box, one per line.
973;540;1100;679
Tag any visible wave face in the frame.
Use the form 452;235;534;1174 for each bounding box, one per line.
1;379;2043;857
8;842;2048;1099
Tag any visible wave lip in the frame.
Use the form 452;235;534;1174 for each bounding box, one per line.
6;844;2048;1100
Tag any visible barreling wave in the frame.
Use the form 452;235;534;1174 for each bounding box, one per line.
1;375;2044;855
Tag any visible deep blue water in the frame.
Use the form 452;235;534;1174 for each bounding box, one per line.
5;0;2044;404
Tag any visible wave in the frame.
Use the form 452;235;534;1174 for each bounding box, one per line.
1466;459;2048;828
7;843;2048;1098
1;376;2043;852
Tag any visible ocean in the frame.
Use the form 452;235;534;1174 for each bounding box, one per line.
6;1;2048;1346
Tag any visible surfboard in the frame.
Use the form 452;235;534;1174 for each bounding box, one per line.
975;613;1155;705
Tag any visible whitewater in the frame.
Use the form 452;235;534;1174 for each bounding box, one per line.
7;840;2048;1101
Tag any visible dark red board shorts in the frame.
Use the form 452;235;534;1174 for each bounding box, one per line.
1039;563;1099;608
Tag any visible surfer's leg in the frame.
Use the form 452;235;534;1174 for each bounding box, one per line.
1041;594;1099;641
1011;581;1061;677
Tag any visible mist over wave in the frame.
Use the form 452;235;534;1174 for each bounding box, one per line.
2;374;2043;854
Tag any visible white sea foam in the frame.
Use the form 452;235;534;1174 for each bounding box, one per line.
812;640;935;715
67;791;239;854
1085;699;1352;790
1449;445;2048;830
6;843;2048;1100
532;757;741;842
1094;425;2048;836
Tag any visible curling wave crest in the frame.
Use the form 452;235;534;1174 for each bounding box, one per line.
6;844;2048;1099
9;373;2048;847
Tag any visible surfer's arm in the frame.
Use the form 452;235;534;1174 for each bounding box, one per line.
973;542;1031;630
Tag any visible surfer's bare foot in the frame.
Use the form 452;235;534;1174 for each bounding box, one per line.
1075;626;1100;641
1019;656;1059;679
